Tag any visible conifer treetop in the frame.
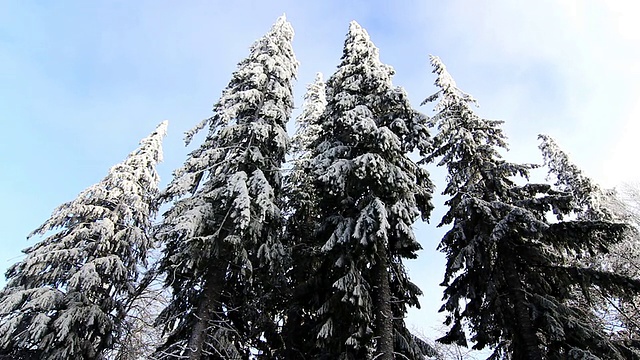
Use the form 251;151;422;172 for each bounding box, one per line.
183;15;298;147
538;133;613;220
29;120;166;241
423;55;476;109
424;55;530;208
291;72;325;154
324;20;396;107
165;15;299;202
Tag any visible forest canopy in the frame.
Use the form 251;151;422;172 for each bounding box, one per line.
1;14;639;360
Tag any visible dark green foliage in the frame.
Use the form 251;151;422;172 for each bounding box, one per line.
292;21;434;359
154;16;298;359
427;56;640;359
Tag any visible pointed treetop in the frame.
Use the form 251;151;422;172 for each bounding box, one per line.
349;20;364;33
156;120;169;136
330;21;394;95
295;72;325;128
136;120;168;162
271;13;294;40
429;56;457;94
292;72;326;153
538;133;612;220
423;55;476;110
343;20;381;61
28;121;167;239
183;15;298;146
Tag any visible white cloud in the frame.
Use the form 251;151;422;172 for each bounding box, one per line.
432;0;640;187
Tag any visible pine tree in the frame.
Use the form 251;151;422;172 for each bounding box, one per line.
280;73;328;358
539;135;640;353
0;121;167;360
307;21;433;359
284;72;326;258
426;55;640;359
154;15;298;359
291;72;326;156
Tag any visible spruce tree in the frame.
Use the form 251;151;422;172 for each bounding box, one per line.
154;15;298;359
539;135;640;353
290;73;326;156
426;55;640;359
280;73;327;358
308;21;433;359
0;121;167;360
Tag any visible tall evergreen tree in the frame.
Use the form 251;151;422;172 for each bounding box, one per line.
426;55;640;359
539;135;640;352
307;21;433;360
0;121;167;360
154;15;298;359
290;72;326;156
280;73;327;358
284;72;326;255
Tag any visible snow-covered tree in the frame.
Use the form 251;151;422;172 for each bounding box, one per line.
291;72;326;156
426;55;640;359
279;73;327;358
0;121;167;360
154;15;298;359
306;21;433;360
284;72;326;255
538;134;613;221
539;135;640;352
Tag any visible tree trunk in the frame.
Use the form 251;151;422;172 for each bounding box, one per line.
502;252;543;360
373;244;394;360
187;264;227;360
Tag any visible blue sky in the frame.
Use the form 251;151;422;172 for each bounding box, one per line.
1;0;638;350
